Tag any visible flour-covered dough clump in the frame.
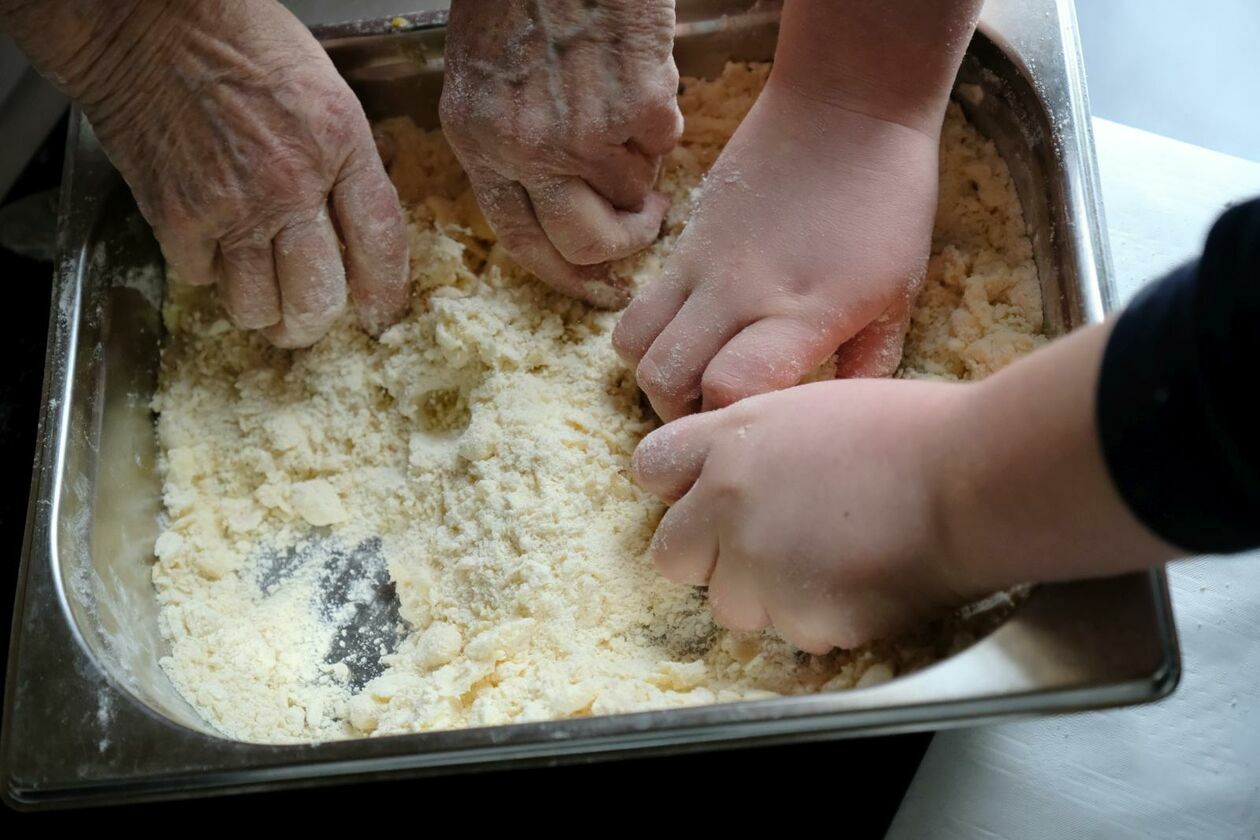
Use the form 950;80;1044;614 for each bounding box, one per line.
152;63;1042;743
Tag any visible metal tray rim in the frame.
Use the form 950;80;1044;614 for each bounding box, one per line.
2;0;1180;809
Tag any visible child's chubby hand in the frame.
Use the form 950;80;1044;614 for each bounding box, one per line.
613;77;940;422
631;378;982;653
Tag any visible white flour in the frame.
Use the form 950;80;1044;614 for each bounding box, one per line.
152;63;1042;743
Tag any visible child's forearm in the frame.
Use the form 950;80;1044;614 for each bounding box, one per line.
770;0;985;134
941;322;1182;595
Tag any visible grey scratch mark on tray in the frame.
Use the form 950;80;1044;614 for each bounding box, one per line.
254;536;405;690
317;538;404;690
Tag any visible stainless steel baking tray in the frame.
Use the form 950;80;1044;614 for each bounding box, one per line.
2;0;1178;808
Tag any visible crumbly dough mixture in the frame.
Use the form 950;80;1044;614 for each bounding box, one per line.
152;63;1043;743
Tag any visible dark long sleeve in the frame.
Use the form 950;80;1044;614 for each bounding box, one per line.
1098;197;1260;555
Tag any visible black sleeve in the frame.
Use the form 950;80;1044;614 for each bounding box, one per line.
1097;197;1260;555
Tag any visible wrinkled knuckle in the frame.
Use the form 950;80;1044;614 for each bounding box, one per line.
646;89;682;126
493;220;538;254
148;191;195;228
219;223;271;253
558;233;614;266
663;59;681;93
620;8;676;55
438;91;475;141
273;151;315;186
289;285;348;325
256;160;321;210
225;300;280;331
323;101;363;149
327;120;363;159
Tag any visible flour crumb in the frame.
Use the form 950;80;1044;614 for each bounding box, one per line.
291;479;347;527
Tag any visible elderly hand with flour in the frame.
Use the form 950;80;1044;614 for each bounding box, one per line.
1;0;410;347
440;0;683;308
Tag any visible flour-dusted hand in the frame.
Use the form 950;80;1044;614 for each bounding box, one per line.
631;379;973;653
613;83;939;420
440;0;682;307
633;319;1187;653
3;0;410;347
613;0;986;419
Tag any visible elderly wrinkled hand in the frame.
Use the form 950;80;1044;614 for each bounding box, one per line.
440;0;682;307
8;1;410;347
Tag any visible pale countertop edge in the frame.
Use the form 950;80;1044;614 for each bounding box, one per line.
1092;117;1260;301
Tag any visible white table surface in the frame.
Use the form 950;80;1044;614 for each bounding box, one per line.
888;119;1260;840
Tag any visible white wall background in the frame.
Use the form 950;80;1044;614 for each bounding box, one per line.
1075;0;1260;163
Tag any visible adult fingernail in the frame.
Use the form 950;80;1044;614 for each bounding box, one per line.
582;280;632;309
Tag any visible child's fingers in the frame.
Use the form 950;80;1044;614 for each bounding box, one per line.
649;487;718;586
631;410;721;502
635;293;748;421
699;314;841;412
706;556;770;632
766;603;838;656
833;299;912;379
612;268;689;365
